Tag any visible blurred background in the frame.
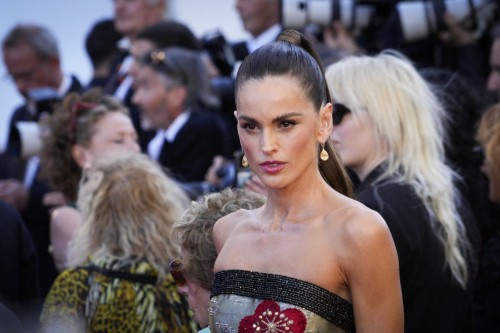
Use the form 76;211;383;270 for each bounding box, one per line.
0;0;249;151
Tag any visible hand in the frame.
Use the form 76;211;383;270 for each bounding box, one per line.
0;179;29;212
205;155;229;185
438;12;475;47
243;175;268;197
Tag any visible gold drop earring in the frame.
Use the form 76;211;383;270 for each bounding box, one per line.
242;151;249;167
320;142;329;161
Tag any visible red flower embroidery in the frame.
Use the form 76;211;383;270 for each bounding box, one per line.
238;300;307;333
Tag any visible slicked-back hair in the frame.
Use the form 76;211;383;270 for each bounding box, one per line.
235;29;354;198
140;47;219;110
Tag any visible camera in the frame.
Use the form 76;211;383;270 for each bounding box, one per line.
281;0;386;32
201;30;250;76
28;87;60;118
6;87;60;159
396;0;497;42
281;0;498;43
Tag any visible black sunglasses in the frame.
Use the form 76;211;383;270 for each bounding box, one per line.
332;103;352;126
169;260;186;287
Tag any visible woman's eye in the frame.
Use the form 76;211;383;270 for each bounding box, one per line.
113;139;124;144
280;121;296;128
242;123;258;130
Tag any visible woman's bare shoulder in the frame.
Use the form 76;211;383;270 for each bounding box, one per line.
327;197;391;250
213;206;260;253
51;206;82;229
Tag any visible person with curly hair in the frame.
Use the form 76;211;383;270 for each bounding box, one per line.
40;153;195;333
39;90;140;272
170;188;266;332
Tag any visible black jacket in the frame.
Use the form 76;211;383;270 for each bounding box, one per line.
158;110;225;182
0;201;40;327
356;165;480;333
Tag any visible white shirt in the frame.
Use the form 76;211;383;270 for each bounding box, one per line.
233;24;282;77
24;73;73;187
113;55;134;102
246;23;282;54
26;73;72;117
147;111;192;161
57;74;72;97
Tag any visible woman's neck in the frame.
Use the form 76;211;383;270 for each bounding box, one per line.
353;155;386;182
260;166;333;231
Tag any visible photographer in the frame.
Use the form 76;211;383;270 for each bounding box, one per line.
1;24;82;298
235;0;281;53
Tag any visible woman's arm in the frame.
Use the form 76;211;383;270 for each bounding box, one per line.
50;206;83;272
342;209;404;332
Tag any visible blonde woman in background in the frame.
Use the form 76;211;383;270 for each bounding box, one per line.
40;153;195;333
326;52;480;333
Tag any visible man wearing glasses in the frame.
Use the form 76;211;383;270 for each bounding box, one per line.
1;24;82;298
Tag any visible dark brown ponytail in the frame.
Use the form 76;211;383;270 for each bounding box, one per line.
235;29;354;198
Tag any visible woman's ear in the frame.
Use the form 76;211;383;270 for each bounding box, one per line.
71;144;91;168
318;103;333;142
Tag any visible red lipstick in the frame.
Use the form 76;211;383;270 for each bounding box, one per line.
259;160;286;174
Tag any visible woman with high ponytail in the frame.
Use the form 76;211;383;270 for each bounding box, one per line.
210;30;403;332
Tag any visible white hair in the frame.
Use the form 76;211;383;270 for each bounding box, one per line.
326;52;471;288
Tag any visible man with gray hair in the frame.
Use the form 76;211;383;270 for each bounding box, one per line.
1;24;82;298
3;25;82;126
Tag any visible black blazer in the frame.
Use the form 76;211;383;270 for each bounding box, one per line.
0;201;40;326
356;165;480;333
158;110;225;182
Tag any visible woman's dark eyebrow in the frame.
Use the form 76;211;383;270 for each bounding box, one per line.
272;112;304;123
238;115;259;123
238;112;303;124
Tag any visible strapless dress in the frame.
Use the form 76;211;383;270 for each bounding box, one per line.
209;270;355;333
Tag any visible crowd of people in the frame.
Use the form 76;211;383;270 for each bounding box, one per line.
1;0;500;332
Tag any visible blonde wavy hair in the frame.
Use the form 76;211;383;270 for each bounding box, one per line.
172;188;266;290
326;52;471;288
67;153;189;283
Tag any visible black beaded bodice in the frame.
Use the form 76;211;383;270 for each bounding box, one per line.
211;270;356;333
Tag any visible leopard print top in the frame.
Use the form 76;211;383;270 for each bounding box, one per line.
39;257;197;333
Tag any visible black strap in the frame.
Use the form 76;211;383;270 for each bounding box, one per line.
433;0;448;32
467;0;478;29
350;0;358;31
332;0;341;21
79;265;158;285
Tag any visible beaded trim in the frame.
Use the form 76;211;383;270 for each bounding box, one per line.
211;270;356;333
